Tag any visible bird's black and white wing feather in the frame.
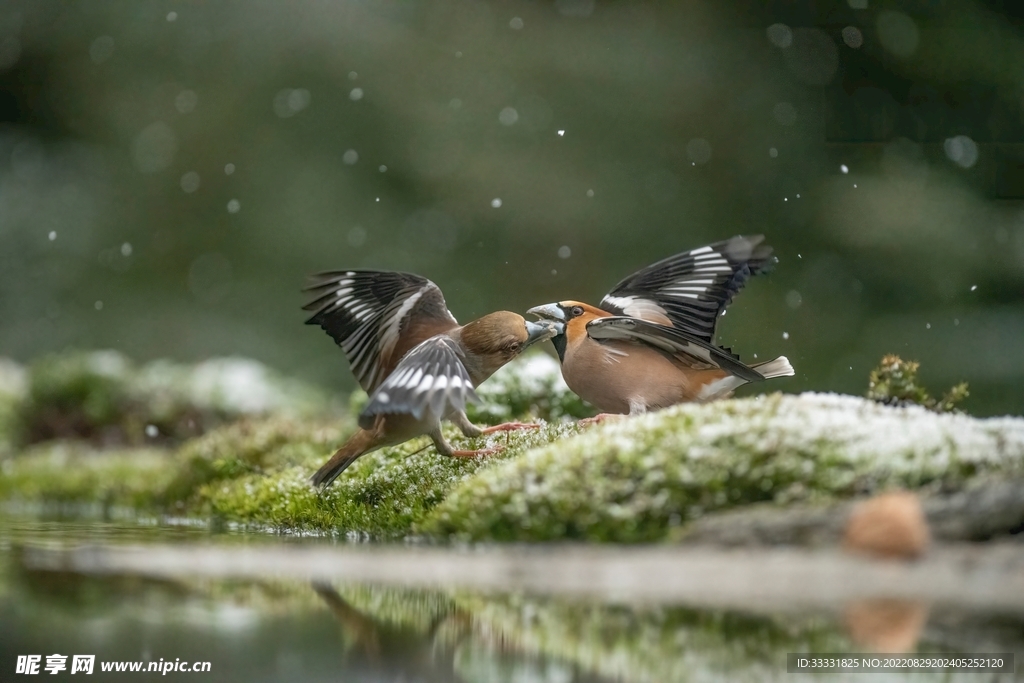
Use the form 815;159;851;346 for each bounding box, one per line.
586;316;765;383
303;270;458;392
358;335;479;428
599;235;775;345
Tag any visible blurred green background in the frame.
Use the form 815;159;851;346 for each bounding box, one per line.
1;0;1022;415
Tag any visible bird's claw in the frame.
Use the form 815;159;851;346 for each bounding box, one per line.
480;421;541;434
578;413;621;427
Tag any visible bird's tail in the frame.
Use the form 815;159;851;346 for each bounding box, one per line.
752;356;795;379
311;428;382;488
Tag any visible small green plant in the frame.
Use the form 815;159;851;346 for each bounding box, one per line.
867;354;969;413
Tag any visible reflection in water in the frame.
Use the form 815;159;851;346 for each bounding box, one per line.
311;582;608;683
311;580;463;681
843;599;929;654
1;519;1022;682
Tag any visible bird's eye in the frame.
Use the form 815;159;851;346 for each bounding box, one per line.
507;341;522;353
570;306;584;317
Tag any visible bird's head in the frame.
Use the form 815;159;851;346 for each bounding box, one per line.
458;311;563;383
525;301;608;362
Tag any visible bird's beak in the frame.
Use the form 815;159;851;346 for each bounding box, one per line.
524;319;563;348
527;303;566;322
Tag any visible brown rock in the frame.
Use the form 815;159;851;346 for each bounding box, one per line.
843;491;930;559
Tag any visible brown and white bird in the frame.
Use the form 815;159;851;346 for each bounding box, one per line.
304;270;562;487
527;235;794;418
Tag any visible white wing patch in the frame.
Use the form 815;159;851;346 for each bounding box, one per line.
696;375;746;401
360;335;479;425
380;288;425;361
305;270;459;393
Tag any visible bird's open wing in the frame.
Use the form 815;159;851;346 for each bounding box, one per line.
358;335;479;428
586;316;764;382
303;270;459;392
599;235;775;344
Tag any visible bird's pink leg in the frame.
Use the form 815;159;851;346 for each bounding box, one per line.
578;413;622;427
449;446;505;458
480;422;540;434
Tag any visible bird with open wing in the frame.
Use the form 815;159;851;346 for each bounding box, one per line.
304;270;562;487
528;235;794;420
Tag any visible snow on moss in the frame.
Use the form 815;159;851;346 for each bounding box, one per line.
18;351;332;446
421;393;1024;542
466;352;592;424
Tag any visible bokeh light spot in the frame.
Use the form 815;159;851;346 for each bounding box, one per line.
499;107;519;126
132;122;177;173
273;89;311;118
773;102;796;126
180;171;200;193
944;135;978;168
175;90;198;113
842;26;864;48
876;11;919;58
766;23;792;48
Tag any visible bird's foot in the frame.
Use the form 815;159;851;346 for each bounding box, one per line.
480;421;540;435
578;413;621;427
449;446;505;458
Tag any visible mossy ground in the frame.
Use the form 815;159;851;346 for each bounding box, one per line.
10;351;331;448
421;393;1024;542
0;417;578;537
0;442;179;512
2;351;1022;542
196;422;576;536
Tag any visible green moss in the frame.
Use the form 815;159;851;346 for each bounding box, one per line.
421;393;1024;542
24;351;130;442
162;417;351;506
0;442;178;511
198;422;577;536
18;351;332;447
867;354;969;413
